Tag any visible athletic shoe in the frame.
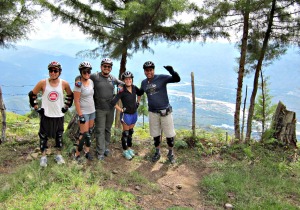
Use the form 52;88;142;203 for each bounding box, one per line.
73;155;81;162
123;150;132;160
55;155;65;164
85;152;93;160
167;154;175;164
104;149;110;157
151;152;161;162
128;149;135;157
40;156;47;167
97;155;105;161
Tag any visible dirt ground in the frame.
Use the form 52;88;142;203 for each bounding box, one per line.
0;139;217;210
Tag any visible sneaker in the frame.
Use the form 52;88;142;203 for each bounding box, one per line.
167;154;175;164
40;156;47;167
55;155;65;164
128;149;135;157
151;152;161;162
97;154;105;161
123;150;132;160
85;152;93;160
104;149;110;157
74;155;81;162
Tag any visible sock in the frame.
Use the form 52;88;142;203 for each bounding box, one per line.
155;148;160;154
168;149;173;156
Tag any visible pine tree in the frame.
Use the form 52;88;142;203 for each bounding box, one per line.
0;0;39;48
253;74;276;141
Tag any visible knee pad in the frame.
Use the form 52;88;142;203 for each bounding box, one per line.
167;137;174;147
38;132;48;152
128;128;134;147
121;130;129;150
154;136;161;147
55;133;63;149
83;132;91;147
77;133;85;152
129;128;134;136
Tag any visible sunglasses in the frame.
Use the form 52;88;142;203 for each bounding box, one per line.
102;65;112;69
82;70;91;74
49;69;60;73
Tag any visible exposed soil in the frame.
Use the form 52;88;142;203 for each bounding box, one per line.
0;138;217;210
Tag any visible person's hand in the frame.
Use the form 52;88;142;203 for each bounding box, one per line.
163;65;174;73
121;107;126;113
79;115;86;124
61;107;68;113
36;108;44;115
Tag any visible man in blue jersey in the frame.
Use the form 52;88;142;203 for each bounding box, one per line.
139;61;181;163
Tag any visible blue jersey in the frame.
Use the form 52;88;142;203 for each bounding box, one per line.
140;73;180;112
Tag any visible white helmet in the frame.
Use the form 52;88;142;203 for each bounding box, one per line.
101;58;113;66
79;61;92;70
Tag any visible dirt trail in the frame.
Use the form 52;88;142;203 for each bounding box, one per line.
98;140;215;210
0;140;216;210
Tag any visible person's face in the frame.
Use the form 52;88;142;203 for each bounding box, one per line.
101;64;112;76
48;67;60;79
144;67;154;79
124;77;132;86
81;68;91;79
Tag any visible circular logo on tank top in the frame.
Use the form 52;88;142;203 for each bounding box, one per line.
48;91;59;102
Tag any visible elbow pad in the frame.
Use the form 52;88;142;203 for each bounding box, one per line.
64;93;74;108
28;91;38;107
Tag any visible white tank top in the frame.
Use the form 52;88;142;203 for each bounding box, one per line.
41;78;64;117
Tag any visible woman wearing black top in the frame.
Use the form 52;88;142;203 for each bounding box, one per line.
111;71;142;160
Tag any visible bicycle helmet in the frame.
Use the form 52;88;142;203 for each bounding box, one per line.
101;58;113;66
143;61;155;70
78;61;92;70
121;71;134;80
48;61;62;71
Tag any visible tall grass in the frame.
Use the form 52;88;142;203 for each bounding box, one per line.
0;161;138;209
200;143;300;209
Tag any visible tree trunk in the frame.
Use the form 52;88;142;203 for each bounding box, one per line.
260;70;266;138
272;101;297;148
67;113;79;142
234;0;250;141
241;85;248;142
0;86;6;144
114;49;128;129
191;72;196;138
245;0;276;142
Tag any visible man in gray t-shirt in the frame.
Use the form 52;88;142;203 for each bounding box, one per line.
90;58;123;160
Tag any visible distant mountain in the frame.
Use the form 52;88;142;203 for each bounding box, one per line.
0;40;299;138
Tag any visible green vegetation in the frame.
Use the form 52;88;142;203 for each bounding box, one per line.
0;112;299;209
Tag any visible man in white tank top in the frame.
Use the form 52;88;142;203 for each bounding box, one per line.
28;61;73;167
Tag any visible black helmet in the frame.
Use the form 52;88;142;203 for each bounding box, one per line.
48;61;62;71
143;61;155;70
101;58;113;66
121;71;134;80
79;61;92;70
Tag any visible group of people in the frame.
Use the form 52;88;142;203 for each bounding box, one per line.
28;58;181;167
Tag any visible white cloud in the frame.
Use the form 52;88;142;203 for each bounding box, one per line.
28;11;88;40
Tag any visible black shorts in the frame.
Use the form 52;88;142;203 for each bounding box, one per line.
39;115;64;139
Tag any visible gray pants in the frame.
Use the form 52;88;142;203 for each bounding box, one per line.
95;108;115;155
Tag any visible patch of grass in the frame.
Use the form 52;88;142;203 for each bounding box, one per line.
0;160;138;209
200;144;300;209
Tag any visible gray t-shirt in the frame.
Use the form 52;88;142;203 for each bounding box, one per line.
90;72;123;110
73;79;96;114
